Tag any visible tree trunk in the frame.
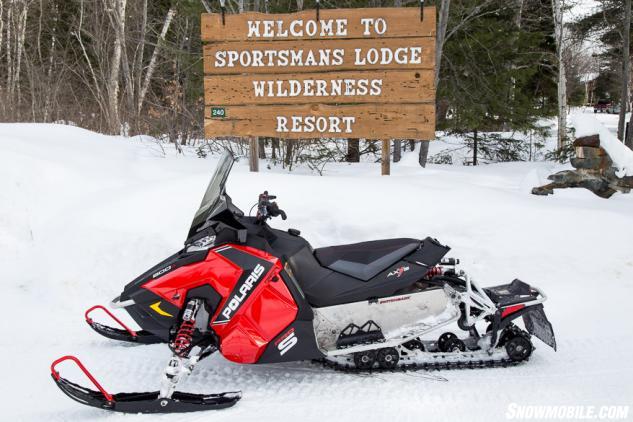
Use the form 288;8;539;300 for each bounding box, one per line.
393;140;402;162
137;7;176;115
258;137;266;158
416;0;449;167
552;0;567;148
0;1;4;67
114;2;134;123
284;141;293;167
473;130;478;166
43;1;59;122
626;113;633;149
435;0;451;88
5;2;12;114
618;0;631;141
381;140;390;175
134;0;148;118
106;0;126;134
418;141;429;167
249;137;259;172
346;139;360;162
272;138;279;159
14;2;28;120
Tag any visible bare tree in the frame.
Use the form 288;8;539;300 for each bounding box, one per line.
137;6;176;115
552;0;567;147
105;0;126;133
418;0;451;167
435;0;451;88
618;0;631;143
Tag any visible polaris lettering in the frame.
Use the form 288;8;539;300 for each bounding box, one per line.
219;264;266;321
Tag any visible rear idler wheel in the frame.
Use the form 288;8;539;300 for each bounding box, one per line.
376;347;400;369
443;338;466;353
353;350;376;370
437;332;459;352
403;339;424;351
505;334;533;362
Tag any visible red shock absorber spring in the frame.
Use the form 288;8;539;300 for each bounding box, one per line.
171;299;201;357
426;266;443;278
172;319;196;356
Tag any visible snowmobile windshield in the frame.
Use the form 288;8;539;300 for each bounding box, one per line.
187;150;235;239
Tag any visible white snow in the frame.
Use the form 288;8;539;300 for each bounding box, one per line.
571;111;633;177
2;121;633;422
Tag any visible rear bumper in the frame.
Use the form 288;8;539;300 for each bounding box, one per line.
486;280;556;351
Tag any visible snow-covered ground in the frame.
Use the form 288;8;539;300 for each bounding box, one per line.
2;110;633;421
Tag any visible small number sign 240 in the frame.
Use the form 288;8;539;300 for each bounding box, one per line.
211;107;226;118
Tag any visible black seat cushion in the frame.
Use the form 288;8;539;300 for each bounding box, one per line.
314;238;420;281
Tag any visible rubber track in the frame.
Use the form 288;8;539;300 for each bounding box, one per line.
316;355;523;373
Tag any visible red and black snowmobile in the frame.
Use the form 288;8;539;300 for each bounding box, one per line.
51;151;556;413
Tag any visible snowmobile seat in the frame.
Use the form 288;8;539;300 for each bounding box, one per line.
314;238;420;281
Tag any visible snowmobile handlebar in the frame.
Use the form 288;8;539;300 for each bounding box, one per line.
256;191;287;222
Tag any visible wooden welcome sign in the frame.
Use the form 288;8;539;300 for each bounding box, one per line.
201;7;436;140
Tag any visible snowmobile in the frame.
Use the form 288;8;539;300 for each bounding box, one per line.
50;150;556;414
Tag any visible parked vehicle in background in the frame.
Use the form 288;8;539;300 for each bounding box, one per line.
606;104;621;114
593;99;612;113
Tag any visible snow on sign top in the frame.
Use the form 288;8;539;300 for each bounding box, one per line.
201;7;437;140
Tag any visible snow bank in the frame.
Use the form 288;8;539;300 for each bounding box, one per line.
570;112;633;177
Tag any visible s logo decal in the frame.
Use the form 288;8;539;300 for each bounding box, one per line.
275;328;298;356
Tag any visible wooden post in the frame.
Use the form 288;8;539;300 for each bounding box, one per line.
249;137;259;172
346;139;360;162
393;140;402;162
381;140;390;175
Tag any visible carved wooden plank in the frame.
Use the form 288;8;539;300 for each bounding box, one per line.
203;37;435;75
201;7;436;42
203;70;434;105
204;103;435;139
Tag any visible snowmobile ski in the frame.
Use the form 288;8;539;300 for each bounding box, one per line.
85;305;163;345
51;356;241;413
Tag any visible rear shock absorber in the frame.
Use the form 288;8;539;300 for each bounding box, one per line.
425;266;443;279
171;299;201;357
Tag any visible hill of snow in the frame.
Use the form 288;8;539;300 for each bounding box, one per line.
1;121;632;421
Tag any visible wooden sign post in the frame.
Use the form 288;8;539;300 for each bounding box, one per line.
382;140;391;175
201;7;437;173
